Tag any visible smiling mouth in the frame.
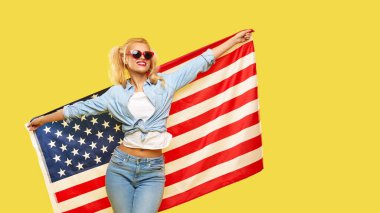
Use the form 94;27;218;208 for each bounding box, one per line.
136;61;147;66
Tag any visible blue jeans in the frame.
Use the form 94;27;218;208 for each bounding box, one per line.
106;147;166;213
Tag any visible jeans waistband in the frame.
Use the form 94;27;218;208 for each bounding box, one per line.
113;147;164;163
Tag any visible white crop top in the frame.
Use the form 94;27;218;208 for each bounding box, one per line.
123;92;173;149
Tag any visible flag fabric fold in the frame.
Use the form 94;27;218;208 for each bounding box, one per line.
25;30;263;213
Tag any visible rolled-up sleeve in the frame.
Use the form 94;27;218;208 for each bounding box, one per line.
63;86;114;123
164;48;215;92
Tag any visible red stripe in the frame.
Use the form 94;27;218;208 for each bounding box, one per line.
62;197;110;213
55;176;105;203
165;110;260;163
159;158;264;211
165;134;262;186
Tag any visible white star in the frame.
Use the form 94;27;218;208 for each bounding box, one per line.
118;138;123;144
59;144;67;152
100;145;108;153
114;124;121;132
82;152;90;160
61;120;69;128
73;123;80;132
89;141;97;150
53;154;61;162
43;126;51;134
96;131;104;139
90;117;98;125
84;128;92;135
64;158;72;166
91;94;98;98
94;156;102;164
76;162;84;170
80;115;87;121
107;135;114;143
67;134;74;142
78;137;86;146
48;140;56;148
71;148;79;156
102;120;110;129
108;112;113;118
54;130;63;138
58;168;66;177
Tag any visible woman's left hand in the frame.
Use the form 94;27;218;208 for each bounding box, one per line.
231;29;253;44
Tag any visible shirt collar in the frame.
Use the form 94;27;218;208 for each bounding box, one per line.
126;77;152;90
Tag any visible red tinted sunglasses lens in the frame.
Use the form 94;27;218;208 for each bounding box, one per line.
143;51;154;60
130;50;154;60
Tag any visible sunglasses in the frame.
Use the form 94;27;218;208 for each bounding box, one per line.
126;50;155;60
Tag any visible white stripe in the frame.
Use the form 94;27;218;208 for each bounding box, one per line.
164;99;259;151
165;123;261;175
58;187;107;212
163;147;263;199
52;163;108;192
168;74;257;127
173;52;255;101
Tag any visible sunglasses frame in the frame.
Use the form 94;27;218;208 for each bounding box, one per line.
126;49;155;60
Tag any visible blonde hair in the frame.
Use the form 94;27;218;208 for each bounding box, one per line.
108;38;165;89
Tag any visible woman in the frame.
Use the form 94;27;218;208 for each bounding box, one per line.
27;29;252;213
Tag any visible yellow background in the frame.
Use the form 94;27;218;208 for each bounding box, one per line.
1;0;379;212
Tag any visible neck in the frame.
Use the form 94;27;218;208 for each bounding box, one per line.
129;72;148;91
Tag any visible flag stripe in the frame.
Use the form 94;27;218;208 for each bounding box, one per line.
63;197;110;213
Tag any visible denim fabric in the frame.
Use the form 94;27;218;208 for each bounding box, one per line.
106;147;166;213
63;49;215;142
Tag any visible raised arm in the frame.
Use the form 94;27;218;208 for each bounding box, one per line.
161;29;253;92
211;29;253;59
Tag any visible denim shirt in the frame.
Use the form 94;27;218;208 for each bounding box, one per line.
63;48;215;142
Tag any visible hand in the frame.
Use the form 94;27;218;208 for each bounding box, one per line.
27;116;46;131
231;29;253;44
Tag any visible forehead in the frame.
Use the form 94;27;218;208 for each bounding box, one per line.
128;42;149;51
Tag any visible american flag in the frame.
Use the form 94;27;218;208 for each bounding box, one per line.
25;30;263;212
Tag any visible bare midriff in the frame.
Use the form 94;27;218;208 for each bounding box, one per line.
117;144;163;158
